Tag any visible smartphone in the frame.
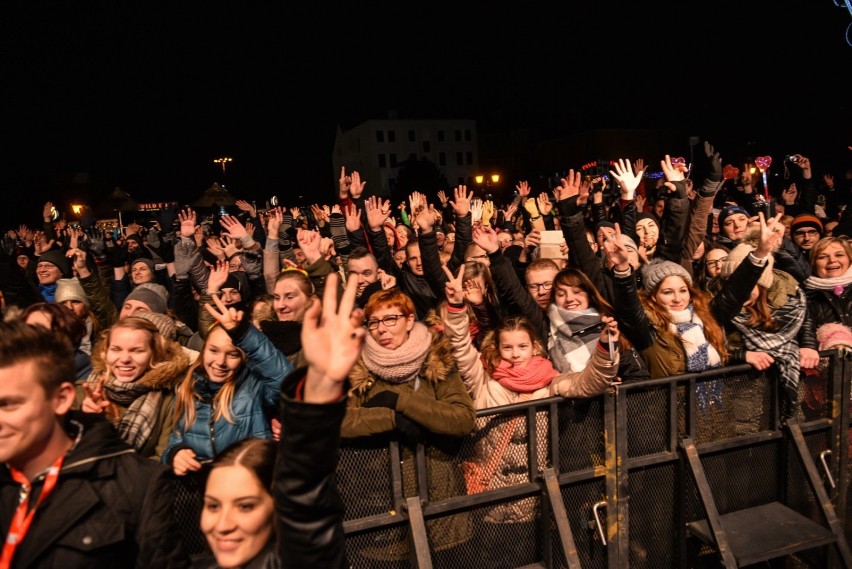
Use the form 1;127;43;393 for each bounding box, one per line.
574;321;607;337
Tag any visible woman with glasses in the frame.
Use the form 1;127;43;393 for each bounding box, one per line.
699;243;730;291
341;287;475;563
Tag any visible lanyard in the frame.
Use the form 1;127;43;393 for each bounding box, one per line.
0;454;65;569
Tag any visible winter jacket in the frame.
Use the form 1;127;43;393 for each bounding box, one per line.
800;282;852;349
342;326;475;561
80;337;190;461
0;412;189;568
164;321;293;464
613;253;766;378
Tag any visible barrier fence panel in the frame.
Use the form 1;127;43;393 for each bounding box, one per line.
170;349;850;568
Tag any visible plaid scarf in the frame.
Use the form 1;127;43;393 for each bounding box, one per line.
101;376;163;452
732;288;806;413
546;305;601;373
669;305;723;410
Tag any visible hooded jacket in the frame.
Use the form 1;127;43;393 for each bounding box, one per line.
81;337;190;460
0;412;189;568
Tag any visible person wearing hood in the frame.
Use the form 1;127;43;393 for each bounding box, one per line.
79;316;192;461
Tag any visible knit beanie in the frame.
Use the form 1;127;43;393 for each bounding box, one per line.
641;259;692;293
718;205;749;229
125;234;146;248
223;273;243;293
596;221;615;233
39;250;71;277
54;278;90;307
130;257;156;272
133;310;177;340
791;214;823;236
125;282;169;314
636;212;657;225
619;234;640;254
815;323;852;351
720;243;775;288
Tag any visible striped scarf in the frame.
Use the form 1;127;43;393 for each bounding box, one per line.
732;288;806;415
669;305;722;410
546;305;601;373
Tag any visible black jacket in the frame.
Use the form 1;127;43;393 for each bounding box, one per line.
0;412;189;569
799;284;852;350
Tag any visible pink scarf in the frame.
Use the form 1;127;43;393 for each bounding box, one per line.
362;322;432;383
490;355;559;393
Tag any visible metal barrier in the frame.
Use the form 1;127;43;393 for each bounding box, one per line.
172;348;852;568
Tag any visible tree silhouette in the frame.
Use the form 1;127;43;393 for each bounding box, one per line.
392;156;450;206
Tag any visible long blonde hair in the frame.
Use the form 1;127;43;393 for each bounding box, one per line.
174;323;246;429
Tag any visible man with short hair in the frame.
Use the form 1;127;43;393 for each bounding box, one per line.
524;258;561;310
346;246;383;307
0;320;188;568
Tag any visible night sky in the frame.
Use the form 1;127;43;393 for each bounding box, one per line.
4;3;851;228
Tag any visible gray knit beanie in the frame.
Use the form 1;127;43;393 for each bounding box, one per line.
55;278;90;307
124;283;169;314
641;259;692;293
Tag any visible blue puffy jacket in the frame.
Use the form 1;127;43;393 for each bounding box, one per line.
163;322;293;464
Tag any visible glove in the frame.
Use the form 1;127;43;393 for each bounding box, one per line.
395;412;429;445
704;141;723;182
362;390;399;409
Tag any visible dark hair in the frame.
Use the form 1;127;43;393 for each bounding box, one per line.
20;302;86;347
347;246;377;264
551;268;614;315
206;438;276;491
0;319;74;394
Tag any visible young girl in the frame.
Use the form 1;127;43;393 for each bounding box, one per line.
442;264;619;567
80;316;190;460
164;293;293;475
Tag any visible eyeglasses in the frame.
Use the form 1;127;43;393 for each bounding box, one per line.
705;257;728;269
526;282;554;293
794;229;820;238
365;314;406;331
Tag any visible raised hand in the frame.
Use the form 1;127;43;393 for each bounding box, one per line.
301;271;367;403
449;185;472;217
343;203;362;233
442;264;466;305
178;208;197;238
515;181;532;198
599;315;620;345
219;215;248;240
310;204;326;228
365;196;390;231
602;223;630;271
472;224;500;254
470;198;484;225
524;229;542;250
437;190;449;207
704;141;723;182
500;202;518;222
338;166;352;199
755;212;785;257
235;199;257;217
609;158;643;200
220;235;240;260
266;207;283;236
536;193;553;216
206;236;225;259
523;196;540;218
296;228;323;264
349;171;366;199
660;154;686;186
481;200;495;226
204;286;244;331
207;260;230;294
553;170;582;203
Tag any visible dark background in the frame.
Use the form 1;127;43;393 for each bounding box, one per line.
4;3;851;228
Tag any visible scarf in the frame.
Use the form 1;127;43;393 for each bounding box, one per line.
804;265;852;292
37;282;57;303
669;305;722;410
98;374;162;452
490;355;559;393
732;288;806;415
546;305;601;373
362;321;431;384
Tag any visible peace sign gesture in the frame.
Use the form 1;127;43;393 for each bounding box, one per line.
82;375;111;415
442;264;466;305
204;289;243;331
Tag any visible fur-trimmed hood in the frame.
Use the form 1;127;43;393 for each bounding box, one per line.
348;326;456;396
89;338;191;390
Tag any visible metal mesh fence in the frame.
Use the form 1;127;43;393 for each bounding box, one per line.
167;349;850;568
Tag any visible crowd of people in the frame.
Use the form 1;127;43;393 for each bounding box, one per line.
0;143;850;567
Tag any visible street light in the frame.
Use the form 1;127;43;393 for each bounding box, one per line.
214;157;233;173
475;173;500;200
